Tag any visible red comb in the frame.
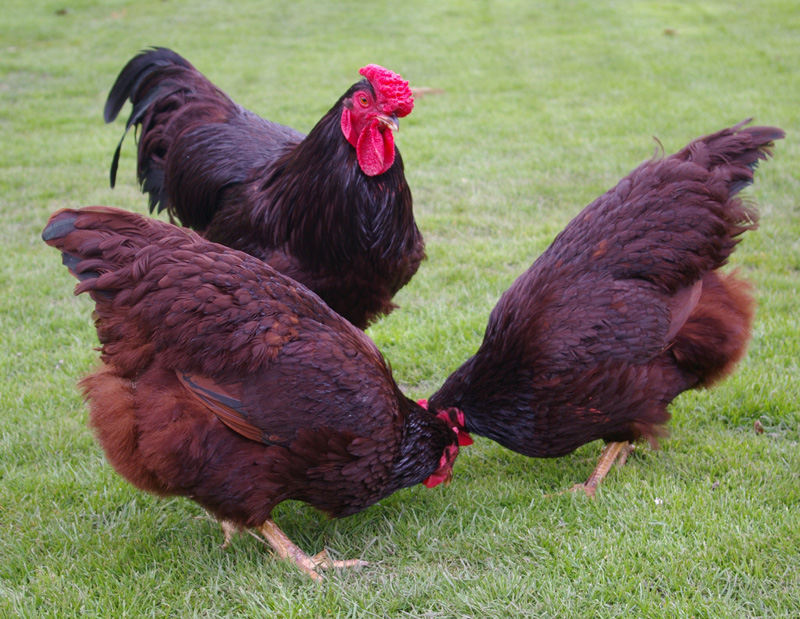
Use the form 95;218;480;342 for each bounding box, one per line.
359;64;414;117
429;405;474;447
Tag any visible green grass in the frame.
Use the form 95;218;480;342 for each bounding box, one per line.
2;0;800;617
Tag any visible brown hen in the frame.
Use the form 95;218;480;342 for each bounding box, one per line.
428;121;783;495
43;206;466;580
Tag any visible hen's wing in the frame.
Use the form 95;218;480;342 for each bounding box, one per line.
486;268;698;382
176;326;400;448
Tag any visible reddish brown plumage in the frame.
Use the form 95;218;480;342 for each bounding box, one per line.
105;48;424;329
428;121;783;463
43;207;458;536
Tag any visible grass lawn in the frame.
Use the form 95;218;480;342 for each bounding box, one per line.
2;0;799;617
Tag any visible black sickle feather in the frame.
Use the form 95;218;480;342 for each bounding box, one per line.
109;86;179;188
104;46;191;123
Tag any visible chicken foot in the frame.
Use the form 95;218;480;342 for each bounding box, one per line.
219;519;240;549
258;519;367;581
204;516;366;579
192;514;243;549
570;441;634;498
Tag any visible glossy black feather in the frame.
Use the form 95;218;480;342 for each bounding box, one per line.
104;48;424;328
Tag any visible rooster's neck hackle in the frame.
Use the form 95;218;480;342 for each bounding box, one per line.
253;87;416;267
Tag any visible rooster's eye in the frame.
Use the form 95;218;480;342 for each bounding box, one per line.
358;94;369;107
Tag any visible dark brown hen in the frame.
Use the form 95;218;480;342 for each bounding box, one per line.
43;206;466;580
428;121;783;495
105;48;423;329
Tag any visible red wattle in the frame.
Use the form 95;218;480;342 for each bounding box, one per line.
422;452;449;488
422;473;444;488
340;108;356;147
356;120;395;176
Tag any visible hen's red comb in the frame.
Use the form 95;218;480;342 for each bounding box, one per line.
359;64;414;117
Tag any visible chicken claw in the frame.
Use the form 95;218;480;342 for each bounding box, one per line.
258;520;366;581
311;549;369;570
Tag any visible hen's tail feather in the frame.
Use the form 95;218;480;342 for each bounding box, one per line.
41;212;79;242
42;207;176;302
673;120;784;197
592;121;782;294
676;120;782;273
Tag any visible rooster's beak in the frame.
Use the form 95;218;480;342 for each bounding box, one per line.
376;114;399;132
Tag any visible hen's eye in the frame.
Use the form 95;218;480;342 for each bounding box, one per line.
358;94;369;106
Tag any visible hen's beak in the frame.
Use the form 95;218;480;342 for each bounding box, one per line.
376;114;399;132
443;469;453;487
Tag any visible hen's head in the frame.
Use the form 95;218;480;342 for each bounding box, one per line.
340;64;414;177
420;404;473;489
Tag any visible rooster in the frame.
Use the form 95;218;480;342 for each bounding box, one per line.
104;48;423;329
428;121;783;495
42;206;469;580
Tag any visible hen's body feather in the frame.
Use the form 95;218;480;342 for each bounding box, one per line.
43;207;455;530
429;121;782;461
105;48;424;328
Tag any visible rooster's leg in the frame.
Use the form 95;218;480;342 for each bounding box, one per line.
570;441;633;498
258;519;367;581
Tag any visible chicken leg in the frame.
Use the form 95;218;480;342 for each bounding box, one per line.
258;519;367;581
570;441;634;498
193;514;242;549
219;519;240;549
